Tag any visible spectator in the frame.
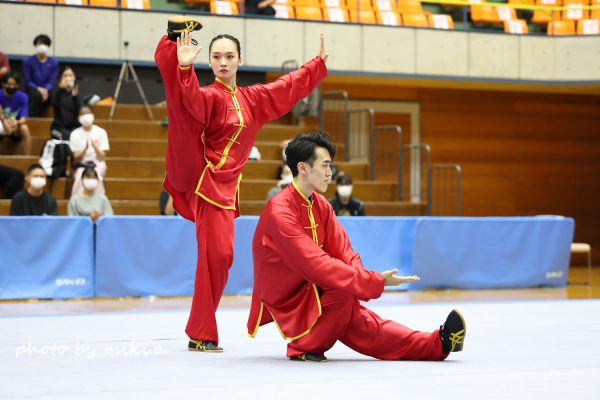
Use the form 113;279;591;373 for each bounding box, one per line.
0;51;10;80
245;0;276;16
0;73;32;155
159;189;177;215
23;34;59;117
328;174;365;216
68;166;113;221
50;66;80;140
0;164;24;199
267;164;293;201
10;163;58;216
69;106;109;195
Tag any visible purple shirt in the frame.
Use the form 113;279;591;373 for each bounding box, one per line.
0;90;29;119
22;55;59;91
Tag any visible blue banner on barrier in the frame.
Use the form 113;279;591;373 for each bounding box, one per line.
0;217;94;299
411;216;574;289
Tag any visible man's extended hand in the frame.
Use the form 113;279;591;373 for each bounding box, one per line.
381;269;420;287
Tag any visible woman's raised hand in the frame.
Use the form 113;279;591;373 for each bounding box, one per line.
319;33;328;63
177;30;202;67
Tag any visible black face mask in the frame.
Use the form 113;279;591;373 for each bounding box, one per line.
5;87;17;95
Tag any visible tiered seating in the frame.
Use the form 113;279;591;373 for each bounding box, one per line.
578;18;600;34
471;4;517;24
504;18;529;33
210;0;239;14
547;18;576;34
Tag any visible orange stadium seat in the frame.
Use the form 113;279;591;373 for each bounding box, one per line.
324;7;351;22
562;1;589;20
373;0;398;11
296;0;322;6
471;6;501;23
211;0;239;14
349;9;378;23
322;0;348;7
504;19;529;33
57;0;86;4
402;12;429;27
296;6;324;20
273;4;295;18
428;14;455;29
346;0;374;10
376;10;402;25
397;0;423;14
122;0;150;8
547;19;576;34
26;0;57;3
89;0;117;7
577;18;600;34
532;0;559;25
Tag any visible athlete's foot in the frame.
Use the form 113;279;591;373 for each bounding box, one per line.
439;309;466;353
289;353;327;363
188;340;223;353
167;16;202;44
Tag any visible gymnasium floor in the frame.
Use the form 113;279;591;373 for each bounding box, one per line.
1;267;599;399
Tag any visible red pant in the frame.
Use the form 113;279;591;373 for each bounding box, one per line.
185;196;235;344
287;288;448;361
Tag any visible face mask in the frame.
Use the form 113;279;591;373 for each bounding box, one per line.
79;113;94;127
36;44;49;55
30;177;46;190
5;87;17;96
280;174;293;185
337;185;353;197
83;178;99;191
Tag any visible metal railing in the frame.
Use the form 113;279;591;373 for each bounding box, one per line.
374;125;403;200
346;108;375;167
319;91;349;146
403;144;431;204
427;164;462;216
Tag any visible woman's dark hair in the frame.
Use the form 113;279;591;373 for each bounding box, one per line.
82;166;99;180
209;34;242;58
285;132;336;177
60;66;74;77
33;34;52;47
1;72;20;86
336;174;352;185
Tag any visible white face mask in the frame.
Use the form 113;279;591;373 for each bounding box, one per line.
30;177;46;190
280;174;293;185
337;185;353;197
79;113;94;127
36;44;49;55
83;178;99;191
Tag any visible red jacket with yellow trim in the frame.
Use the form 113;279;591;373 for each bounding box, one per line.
155;37;327;222
247;183;385;340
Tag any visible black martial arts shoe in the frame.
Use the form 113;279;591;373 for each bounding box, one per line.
289;353;328;363
167;16;203;44
440;309;466;353
188;340;223;353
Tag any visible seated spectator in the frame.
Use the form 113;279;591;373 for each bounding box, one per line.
245;0;276;16
0;51;9;80
23;34;58;117
0;164;24;199
69;106;109;195
68;166;113;221
328;174;365;216
50;66;80;140
10;163;58;216
159;189;177;216
267;164;293;201
0;73;32;155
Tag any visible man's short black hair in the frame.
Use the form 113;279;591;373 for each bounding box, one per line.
285;131;336;177
33;34;51;47
27;163;45;175
1;72;20;86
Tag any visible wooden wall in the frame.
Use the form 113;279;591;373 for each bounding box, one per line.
321;80;600;250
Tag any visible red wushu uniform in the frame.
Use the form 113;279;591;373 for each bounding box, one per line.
154;36;327;344
248;182;448;360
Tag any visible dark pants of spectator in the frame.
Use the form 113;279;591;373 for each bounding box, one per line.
26;86;52;117
0;164;25;199
245;5;276;16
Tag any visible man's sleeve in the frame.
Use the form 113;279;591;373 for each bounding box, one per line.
23;58;37;90
45;59;59;91
245;56;327;126
48;195;58;216
267;210;384;301
177;67;215;129
9;193;24;216
322;202;365;271
19;93;29;118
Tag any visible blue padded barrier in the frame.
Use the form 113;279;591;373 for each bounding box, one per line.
0;217;94;299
